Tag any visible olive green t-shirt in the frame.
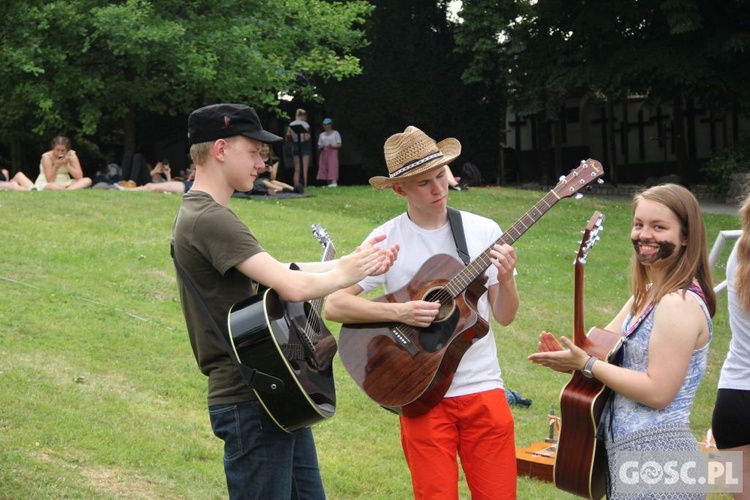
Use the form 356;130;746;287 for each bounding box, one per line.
172;190;264;406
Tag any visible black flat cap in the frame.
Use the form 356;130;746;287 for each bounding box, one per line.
188;103;283;145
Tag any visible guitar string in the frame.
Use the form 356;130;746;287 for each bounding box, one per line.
298;240;336;350
372;162;603;345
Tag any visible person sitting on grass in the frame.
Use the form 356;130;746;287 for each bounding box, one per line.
248;143;302;195
34;136;92;191
1;168;35;191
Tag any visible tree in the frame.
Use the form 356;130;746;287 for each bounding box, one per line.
0;0;372;173
454;0;524;183
316;0;504;183
499;0;750;184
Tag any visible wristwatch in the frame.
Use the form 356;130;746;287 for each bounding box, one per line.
581;356;597;379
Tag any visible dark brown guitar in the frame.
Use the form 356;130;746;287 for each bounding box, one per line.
553;212;623;499
226;225;338;432
338;159;605;416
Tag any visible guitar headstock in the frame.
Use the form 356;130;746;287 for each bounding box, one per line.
575;211;605;265
312;224;334;250
553;159;604;200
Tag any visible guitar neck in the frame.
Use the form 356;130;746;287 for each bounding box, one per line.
446;189;562;297
573;263;586;346
309;241;336;314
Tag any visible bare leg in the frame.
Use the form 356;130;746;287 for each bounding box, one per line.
0;170;30;191
128;181;186;194
261;179;282;195
444;166;459;187
269;180;295;191
12;172;34;189
293;156;301;186
302;155;310;186
66;177;93;190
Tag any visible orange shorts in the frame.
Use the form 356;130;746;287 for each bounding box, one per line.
399;389;516;499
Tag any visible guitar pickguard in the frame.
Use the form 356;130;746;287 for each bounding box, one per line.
416;305;460;352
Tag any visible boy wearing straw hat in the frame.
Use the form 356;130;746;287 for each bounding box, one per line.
325;126;519;498
172;103;397;499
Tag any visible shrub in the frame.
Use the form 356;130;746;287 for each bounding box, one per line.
703;139;750;195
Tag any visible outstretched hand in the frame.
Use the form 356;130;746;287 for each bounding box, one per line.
336;234;398;287
356;234;399;276
537;331;564;352
528;332;588;374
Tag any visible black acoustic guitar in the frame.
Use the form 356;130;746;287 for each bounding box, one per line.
338;159;605;416
226;225;337;432
554;211;623;500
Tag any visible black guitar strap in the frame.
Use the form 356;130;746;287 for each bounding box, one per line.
170;241;284;395
447;207;470;265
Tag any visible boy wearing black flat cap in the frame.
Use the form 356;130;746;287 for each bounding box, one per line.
172;103;397;499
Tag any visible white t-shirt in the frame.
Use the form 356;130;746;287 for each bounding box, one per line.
318;130;341;148
358;211;509;397
718;242;750;390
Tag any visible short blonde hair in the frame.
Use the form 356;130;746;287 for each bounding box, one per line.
296;108;307;119
189;136;240;165
189;142;212;166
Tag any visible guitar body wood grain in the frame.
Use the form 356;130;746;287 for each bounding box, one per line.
338;254;489;417
554;327;623;500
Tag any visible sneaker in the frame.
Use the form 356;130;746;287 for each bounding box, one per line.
449;185;462;191
328;183;337;188
118;180;136;188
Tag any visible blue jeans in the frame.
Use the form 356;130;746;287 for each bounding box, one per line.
209;400;326;499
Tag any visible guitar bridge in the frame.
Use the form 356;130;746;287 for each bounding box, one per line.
391;326;420;357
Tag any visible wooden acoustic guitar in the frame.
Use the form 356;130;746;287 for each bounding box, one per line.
338;159;605;416
553;211;623;499
226;225;338;432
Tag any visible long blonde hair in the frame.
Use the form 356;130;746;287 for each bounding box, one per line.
734;193;750;311
630;184;716;317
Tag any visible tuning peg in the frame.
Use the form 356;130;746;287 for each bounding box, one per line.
597;179;604;185
575;193;583;200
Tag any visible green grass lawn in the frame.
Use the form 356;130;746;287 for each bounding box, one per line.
0;185;739;499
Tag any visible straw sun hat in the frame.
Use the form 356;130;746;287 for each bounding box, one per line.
369;126;461;190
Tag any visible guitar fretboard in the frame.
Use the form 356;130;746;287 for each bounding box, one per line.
446;190;559;297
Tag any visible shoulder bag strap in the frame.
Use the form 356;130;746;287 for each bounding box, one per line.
170;241;283;394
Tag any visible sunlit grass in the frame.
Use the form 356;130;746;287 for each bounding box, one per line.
0;186;738;498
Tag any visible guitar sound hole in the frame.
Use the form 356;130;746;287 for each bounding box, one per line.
422;288;454;322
